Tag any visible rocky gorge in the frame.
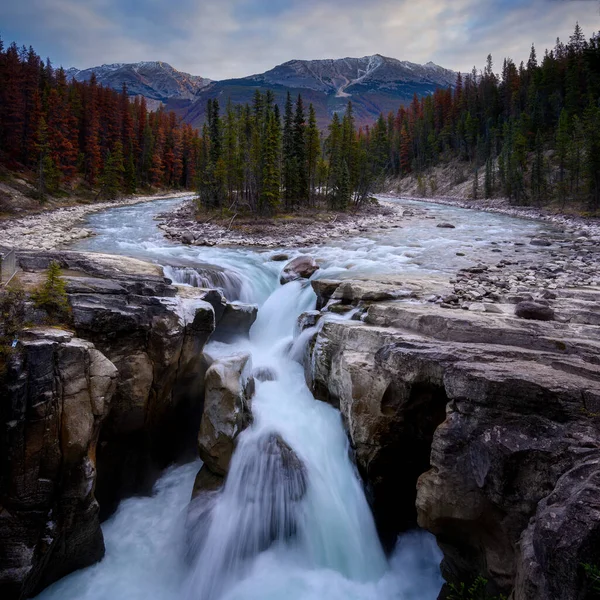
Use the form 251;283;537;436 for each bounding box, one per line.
1;194;600;600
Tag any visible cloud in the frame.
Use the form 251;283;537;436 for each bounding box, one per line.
0;0;598;78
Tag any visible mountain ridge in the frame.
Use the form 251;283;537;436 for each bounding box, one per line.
67;54;457;127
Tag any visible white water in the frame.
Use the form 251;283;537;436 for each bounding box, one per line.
36;196;550;600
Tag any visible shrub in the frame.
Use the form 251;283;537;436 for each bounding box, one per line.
0;284;25;377
32;261;71;324
583;563;600;595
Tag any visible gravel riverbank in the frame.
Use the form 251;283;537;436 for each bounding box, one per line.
0;192;193;251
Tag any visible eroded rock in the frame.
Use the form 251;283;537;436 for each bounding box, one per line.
197;353;255;477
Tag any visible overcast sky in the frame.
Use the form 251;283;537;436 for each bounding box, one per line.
1;0;599;79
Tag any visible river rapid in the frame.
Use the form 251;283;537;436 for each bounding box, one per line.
35;195;549;600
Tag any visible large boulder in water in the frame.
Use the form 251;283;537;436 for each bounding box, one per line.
197;353;255;477
280;256;319;285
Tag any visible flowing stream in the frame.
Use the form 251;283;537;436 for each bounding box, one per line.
36;195;549;600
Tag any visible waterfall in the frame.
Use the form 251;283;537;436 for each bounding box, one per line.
164;265;254;303
36;196;447;600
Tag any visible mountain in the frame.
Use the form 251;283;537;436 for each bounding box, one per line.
68;54;457;128
66;61;211;110
183;54;457;128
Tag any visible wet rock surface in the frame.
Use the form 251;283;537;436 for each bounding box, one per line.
196;353;255;480
280;255;320;284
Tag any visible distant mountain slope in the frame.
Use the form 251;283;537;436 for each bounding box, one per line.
184;55;456;128
66;61;212;103
68;55;456;128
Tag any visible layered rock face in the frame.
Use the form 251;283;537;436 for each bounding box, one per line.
304;277;600;598
17;251;217;517
0;328;117;599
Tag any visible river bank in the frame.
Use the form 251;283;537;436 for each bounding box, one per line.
0;191;193;251
386;193;600;238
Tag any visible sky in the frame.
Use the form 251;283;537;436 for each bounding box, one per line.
1;0;599;79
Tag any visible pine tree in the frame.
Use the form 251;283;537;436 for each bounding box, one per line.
306;103;320;206
531;130;546;204
282;92;295;209
292;94;308;206
99;141;125;199
259;111;281;213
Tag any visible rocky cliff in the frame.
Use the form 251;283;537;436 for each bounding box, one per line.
304;275;600;598
0;328;117;598
0;250;225;599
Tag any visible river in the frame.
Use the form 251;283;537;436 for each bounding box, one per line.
35;195;548;600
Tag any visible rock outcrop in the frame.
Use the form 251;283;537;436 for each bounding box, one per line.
304;277;600;598
17;251;216;517
0;328;117;599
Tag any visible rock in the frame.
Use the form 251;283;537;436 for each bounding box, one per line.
213;302;258;341
311;279;341;309
236;433;307;504
530;238;552;247
515;301;555;321
0;328;117;599
182;233;195;245
331;280;403;304
437;222;456;229
197;353;254;477
280;255;319;284
296;310;322;333
253;366;277;382
270;253;289;262
192;464;224;497
483;303;504;314
60;265;216;517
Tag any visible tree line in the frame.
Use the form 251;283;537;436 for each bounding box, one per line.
0;40;201;200
2;25;599;211
196;91;387;214
383;24;600;207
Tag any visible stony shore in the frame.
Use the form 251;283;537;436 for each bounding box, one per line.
0;191;193;251
387;193;600;237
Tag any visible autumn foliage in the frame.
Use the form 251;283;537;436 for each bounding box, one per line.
0;40;200;199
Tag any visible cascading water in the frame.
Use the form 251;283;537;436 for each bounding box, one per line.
184;277;390;600
163;265;254;303
36;193;552;600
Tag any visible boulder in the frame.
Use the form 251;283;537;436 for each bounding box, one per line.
0;328;117;600
515;301;555;321
437;222;456;229
530;238;552;247
280;256;319;284
197;353;255;477
213;302;258;341
253;366;277;382
270;253;289;262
